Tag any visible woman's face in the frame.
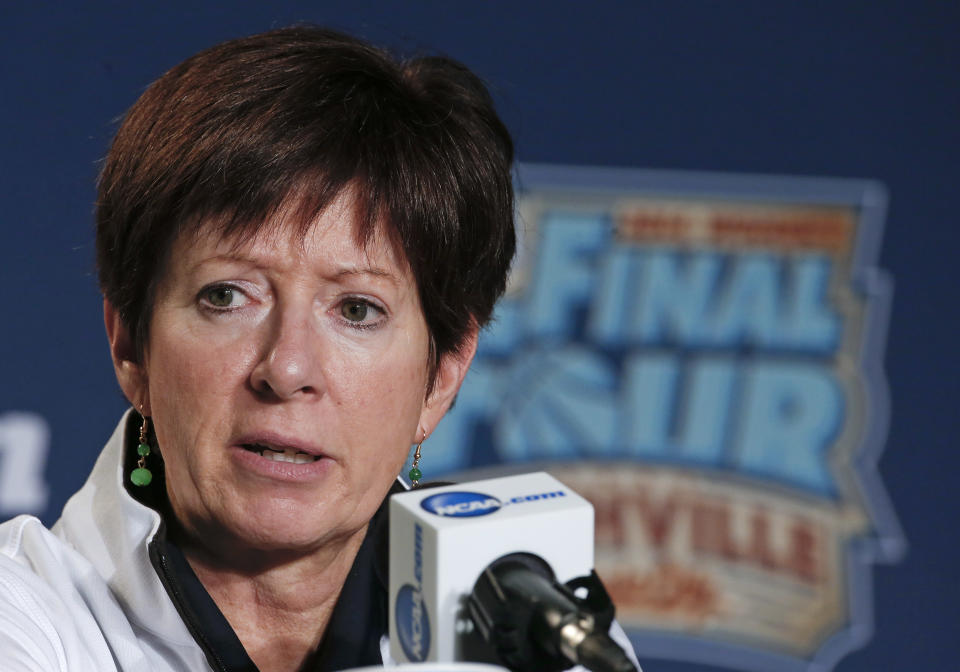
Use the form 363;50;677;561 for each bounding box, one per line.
110;192;472;556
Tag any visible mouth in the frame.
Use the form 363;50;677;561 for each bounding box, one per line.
241;442;322;465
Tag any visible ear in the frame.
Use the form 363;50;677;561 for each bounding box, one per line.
418;324;479;438
103;298;151;415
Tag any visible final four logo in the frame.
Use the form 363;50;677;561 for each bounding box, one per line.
430;165;904;672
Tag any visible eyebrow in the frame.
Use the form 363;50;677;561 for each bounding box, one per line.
332;265;402;286
184;252;260;277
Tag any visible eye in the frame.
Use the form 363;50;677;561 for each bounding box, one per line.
198;283;248;312
207;286;235;307
341;300;369;322
338;297;386;329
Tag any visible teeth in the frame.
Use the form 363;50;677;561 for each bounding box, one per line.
263;448;296;463
250;444;319;464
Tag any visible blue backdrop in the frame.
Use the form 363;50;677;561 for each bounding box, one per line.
1;2;957;670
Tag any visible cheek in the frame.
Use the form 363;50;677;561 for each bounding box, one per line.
150;324;255;402
332;341;429;452
146;332;252;459
340;357;426;424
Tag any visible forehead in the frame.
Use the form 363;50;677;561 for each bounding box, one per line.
175;189;411;279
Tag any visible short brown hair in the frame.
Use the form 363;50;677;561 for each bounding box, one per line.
96;26;515;376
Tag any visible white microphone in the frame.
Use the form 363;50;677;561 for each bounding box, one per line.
388;472;636;672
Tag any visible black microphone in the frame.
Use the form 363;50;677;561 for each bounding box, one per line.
468;553;637;672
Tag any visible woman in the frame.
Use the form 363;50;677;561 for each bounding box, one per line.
0;26;637;672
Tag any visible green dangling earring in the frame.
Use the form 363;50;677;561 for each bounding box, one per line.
130;412;153;487
408;438;424;488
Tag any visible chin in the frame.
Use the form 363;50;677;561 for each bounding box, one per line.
223;500;356;554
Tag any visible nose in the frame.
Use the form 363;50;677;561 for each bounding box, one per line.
249;303;324;400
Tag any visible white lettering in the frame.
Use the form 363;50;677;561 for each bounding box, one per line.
410;588;423;657
434;498;500;516
0;412;50;515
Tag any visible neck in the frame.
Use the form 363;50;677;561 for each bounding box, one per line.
179;524;369;672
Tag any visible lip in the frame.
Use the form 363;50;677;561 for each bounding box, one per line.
232;430;327;457
229;430;332;482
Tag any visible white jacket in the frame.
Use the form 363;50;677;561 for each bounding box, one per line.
0;413;640;671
